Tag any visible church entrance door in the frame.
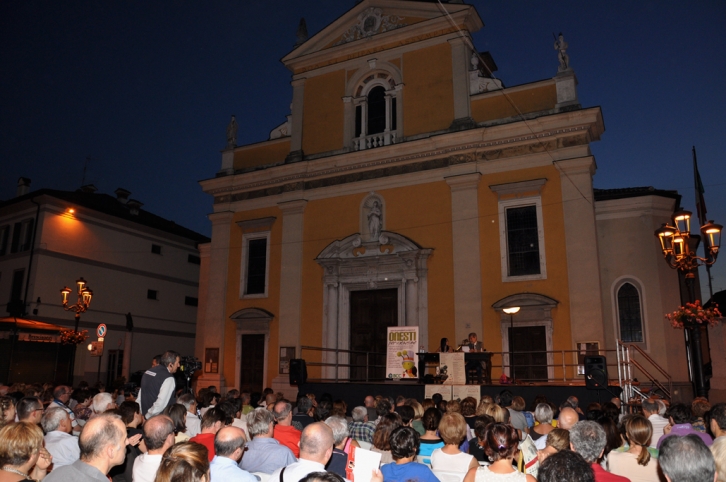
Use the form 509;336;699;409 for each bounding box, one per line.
240;334;265;392
350;288;398;381
509;326;548;381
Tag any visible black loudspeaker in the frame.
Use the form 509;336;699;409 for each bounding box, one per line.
584;355;608;390
289;359;307;385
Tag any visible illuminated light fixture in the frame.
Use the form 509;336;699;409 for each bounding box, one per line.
67;208;75;214
60;277;93;331
654;206;722;399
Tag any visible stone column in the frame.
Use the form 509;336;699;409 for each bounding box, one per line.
276;200;307;387
343;97;354;150
555;157;605;351
445;173;483;344
324;282;339;380
405;278;418;327
195;212;233;390
286;78;306;163
448;37;475;131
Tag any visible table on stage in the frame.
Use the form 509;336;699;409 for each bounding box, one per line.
416;352;493;384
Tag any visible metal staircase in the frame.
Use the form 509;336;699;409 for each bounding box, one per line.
616;340;672;405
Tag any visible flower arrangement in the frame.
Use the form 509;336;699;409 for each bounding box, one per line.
60;329;89;345
665;300;722;329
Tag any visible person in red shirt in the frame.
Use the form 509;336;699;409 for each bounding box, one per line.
273;400;302;457
569;421;629;482
190;406;226;461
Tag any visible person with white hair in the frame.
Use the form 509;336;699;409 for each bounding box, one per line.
569;421;628;482
42;407;80;468
239;407;296;474
91;392;115;416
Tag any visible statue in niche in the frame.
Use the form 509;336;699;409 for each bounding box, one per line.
226;115;238;149
554;33;570;72
367;200;382;241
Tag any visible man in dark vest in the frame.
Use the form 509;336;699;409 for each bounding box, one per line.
140;350;180;419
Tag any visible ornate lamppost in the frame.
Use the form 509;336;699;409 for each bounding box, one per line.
655;210;722;397
60;277;93;382
60;277;93;332
503;306;520;382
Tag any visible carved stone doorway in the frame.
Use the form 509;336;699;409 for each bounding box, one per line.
316;231;432;380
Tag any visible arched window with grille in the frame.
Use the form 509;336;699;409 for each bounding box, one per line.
617;282;644;342
349;70;401;150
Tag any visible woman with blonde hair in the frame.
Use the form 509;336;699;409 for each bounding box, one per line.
0;422;53;482
404;399;425;435
430;412;478;474
537;428;569;464
154;442;209;482
608;415;659;482
710;436;726;482
483;404;509;424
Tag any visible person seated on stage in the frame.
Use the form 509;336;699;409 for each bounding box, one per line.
381;427;438;482
438;338;452;353
418;408;445;465
463;333;484;384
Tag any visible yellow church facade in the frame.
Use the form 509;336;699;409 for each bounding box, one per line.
196;1;688;396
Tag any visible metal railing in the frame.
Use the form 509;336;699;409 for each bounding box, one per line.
301;342;673;399
617;341;672;404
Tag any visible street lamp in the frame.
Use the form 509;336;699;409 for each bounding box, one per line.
655;209;722;397
503;306;521;382
60;277;93;331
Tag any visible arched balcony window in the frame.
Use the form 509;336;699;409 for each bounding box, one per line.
617;282;644;343
351;72;401;150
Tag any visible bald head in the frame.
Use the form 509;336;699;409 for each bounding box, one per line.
214;426;246;460
558;407;579;430
143;415;175;452
79;414;126;462
299;422;335;464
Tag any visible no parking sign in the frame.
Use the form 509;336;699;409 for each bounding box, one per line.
96;324;107;339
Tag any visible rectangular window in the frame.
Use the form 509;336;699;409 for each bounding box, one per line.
506;205;540;276
240;232;270;298
0;225;9;256
246;238;267;295
10;269;24;302
187;254;201;265
147;289;158;300
498;197;547;282
151;244;162;254
19;219;33;252
185;296;198;307
10;222;21;253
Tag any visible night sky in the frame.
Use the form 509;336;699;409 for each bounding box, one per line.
2;1;725;298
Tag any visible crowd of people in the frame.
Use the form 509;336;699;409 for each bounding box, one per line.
0;349;724;482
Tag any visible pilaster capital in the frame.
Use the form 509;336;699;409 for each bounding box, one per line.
290;77;307;88
278;199;308;215
207;211;234;225
445;172;481;192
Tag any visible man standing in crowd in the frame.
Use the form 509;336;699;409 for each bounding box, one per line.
133;415;175;482
49;386;80;434
570;421;628;482
45;414;127;482
240;407;296;474
658;403;713;448
269;423;334;482
641;398;669;447
17;397;44;424
139;350;180;419
178;393;201;437
210;427;257;482
273;400;302;457
42;407;80;468
659;434;717;482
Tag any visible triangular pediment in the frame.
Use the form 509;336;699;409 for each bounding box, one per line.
282;0;482;72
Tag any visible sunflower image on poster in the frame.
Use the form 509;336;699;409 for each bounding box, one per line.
397;350;417;378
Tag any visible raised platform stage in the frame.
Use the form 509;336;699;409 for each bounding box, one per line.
298;380;622;409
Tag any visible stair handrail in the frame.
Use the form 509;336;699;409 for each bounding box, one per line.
616;340;672;402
